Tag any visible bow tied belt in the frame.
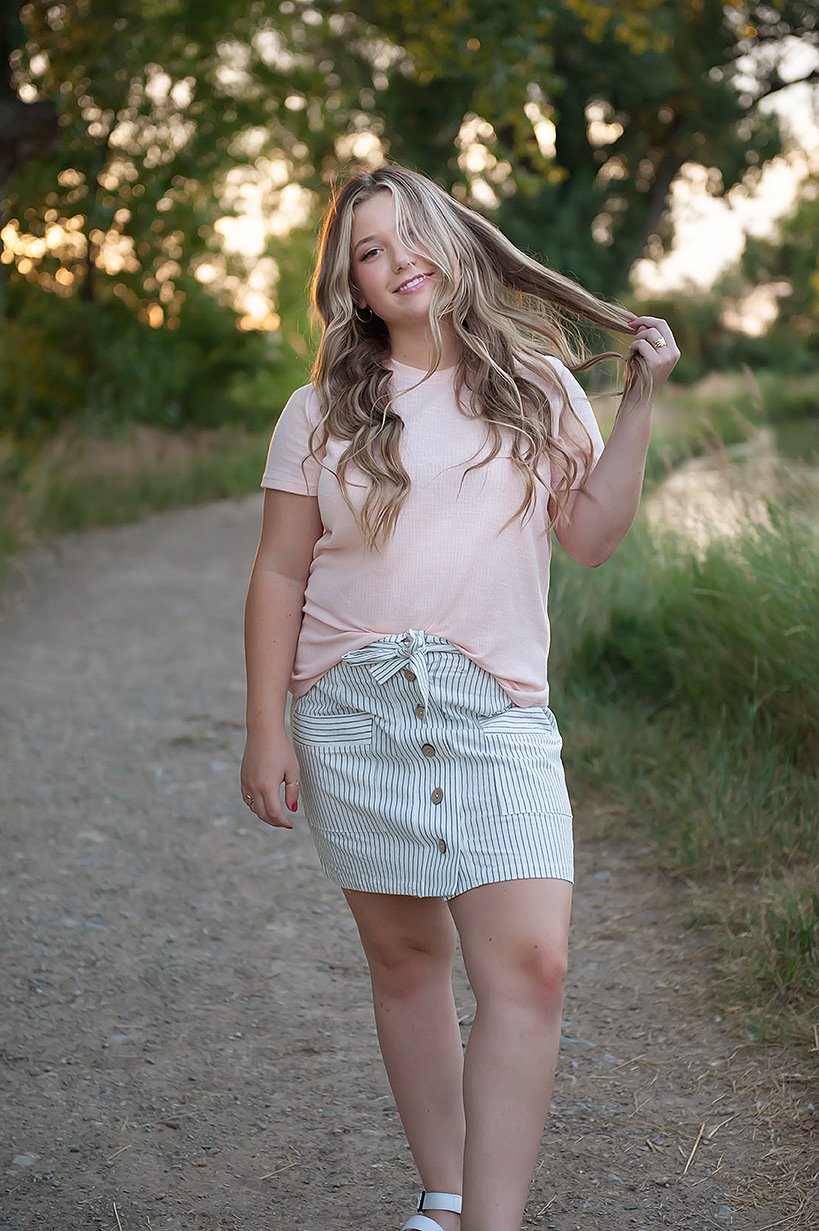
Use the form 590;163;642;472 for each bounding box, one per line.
340;629;463;709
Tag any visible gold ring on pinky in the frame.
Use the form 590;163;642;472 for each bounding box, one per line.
244;793;254;804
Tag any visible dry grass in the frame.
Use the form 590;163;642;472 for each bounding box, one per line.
0;420;271;567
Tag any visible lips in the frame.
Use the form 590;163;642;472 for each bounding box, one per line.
393;272;434;293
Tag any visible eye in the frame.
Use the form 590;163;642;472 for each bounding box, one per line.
360;247;379;260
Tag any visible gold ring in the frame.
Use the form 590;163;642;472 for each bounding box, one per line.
651;336;667;349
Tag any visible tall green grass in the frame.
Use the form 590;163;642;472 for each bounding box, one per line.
550;507;819;1044
553;511;817;766
635;366;819;483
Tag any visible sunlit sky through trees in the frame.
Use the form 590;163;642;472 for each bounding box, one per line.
203;37;819;334
4;20;817;337
205;78;817;332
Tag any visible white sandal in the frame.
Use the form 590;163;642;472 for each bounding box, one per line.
401;1190;462;1231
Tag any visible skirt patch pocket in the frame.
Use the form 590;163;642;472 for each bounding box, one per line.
479;704;558;738
477;704;570;818
292;711;374;747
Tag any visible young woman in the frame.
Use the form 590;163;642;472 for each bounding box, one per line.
241;162;679;1231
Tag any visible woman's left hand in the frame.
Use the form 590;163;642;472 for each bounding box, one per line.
626;315;680;392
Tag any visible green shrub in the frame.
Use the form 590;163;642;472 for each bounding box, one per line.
757;369;819;423
0;277;283;441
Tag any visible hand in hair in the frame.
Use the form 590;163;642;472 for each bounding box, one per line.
625;316;680;392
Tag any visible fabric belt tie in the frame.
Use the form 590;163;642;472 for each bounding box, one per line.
340;629;462;708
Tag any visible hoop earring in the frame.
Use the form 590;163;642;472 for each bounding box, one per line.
354;304;373;323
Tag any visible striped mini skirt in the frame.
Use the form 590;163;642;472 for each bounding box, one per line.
289;628;574;899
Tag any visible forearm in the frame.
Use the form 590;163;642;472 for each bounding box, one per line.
560;393;654;566
244;568;306;734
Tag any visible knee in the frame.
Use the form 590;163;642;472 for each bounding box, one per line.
366;937;455;1001
533;949;568;1008
477;945;568;1015
515;947;567;1013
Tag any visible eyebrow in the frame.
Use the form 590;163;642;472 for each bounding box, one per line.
353;234;380;252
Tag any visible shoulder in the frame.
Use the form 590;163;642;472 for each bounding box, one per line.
514;353;590;400
279;381;323;427
281;381;317;408
512;353;568;397
512;353;601;449
513;352;564;378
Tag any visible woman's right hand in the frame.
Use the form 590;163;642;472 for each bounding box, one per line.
240;729;301;830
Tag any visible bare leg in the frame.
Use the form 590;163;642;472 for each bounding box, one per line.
447;878;572;1231
342;889;466;1231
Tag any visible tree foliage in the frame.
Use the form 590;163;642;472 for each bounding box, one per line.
355;0;814;296
740;172;819;349
2;0;817;438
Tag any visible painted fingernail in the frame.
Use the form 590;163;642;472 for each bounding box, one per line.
290;801;298;812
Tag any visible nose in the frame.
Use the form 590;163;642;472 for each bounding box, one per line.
393;246;415;272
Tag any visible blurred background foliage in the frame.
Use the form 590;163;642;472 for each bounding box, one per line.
1;0;817;1046
2;0;818;443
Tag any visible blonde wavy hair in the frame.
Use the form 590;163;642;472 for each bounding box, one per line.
304;162;653;552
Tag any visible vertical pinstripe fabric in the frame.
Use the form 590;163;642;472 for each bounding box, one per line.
289;629;574;899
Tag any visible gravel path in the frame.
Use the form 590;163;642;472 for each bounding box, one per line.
1;496;814;1231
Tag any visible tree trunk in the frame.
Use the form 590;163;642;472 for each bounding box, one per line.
1;5;59;202
1;4;59;313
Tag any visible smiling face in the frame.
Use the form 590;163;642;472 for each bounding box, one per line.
349;189;439;329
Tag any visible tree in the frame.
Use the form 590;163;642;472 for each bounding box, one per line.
7;1;819;311
0;5;58;226
740;172;819;352
350;0;817;298
3;0;818;435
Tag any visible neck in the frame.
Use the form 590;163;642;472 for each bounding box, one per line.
387;323;460;371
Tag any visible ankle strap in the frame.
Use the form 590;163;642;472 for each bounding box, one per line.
403;1217;451;1231
418;1191;462;1214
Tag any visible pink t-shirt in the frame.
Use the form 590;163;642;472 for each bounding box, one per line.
260;355;604;707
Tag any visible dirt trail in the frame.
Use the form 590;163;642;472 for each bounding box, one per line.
1;496;814;1231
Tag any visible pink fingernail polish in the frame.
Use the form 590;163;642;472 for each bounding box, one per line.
290;801;298;812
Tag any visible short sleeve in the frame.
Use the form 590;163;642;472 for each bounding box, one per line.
543;356;605;489
260;384;323;497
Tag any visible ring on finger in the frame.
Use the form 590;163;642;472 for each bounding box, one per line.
635;326;667;351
